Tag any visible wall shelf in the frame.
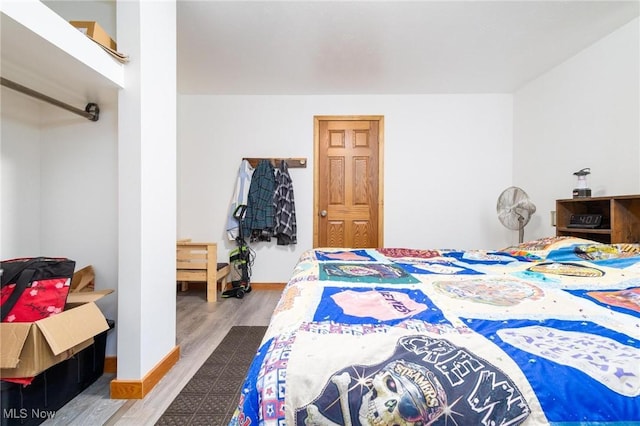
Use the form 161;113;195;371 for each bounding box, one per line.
556;195;640;243
1;0;124;107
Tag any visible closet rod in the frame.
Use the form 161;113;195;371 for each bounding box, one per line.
1;77;100;122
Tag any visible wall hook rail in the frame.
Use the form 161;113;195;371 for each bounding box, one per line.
1;77;100;122
243;157;307;168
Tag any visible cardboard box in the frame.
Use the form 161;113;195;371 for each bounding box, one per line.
0;290;113;379
69;20;117;51
1;319;114;426
70;265;95;293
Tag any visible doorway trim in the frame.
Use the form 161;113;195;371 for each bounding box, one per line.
313;115;385;248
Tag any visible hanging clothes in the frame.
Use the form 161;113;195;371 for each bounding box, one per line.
273;160;297;245
226;159;254;240
243;159;276;242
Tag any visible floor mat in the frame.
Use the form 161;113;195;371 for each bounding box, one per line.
155;325;268;426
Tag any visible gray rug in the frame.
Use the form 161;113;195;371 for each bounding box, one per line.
156;326;267;426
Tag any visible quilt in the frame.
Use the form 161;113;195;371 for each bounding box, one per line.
229;237;640;425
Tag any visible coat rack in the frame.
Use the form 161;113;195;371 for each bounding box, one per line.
243;157;307;168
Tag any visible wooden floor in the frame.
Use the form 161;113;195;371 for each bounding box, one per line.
42;288;282;426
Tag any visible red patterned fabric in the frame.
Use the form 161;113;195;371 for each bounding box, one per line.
0;277;71;322
1;257;75;323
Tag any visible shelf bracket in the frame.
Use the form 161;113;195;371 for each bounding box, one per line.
1;77;100;122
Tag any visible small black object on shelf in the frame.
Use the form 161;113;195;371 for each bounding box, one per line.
567;213;603;229
573;168;591;198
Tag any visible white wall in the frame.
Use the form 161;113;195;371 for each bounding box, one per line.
116;0;177;379
43;0;116;40
39;100;119;343
0;88;119;355
178;94;514;283
1;90;42;258
514;18;640;239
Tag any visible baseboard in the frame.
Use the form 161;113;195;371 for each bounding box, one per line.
251;282;286;290
109;284;282;398
110;345;180;399
180;281;286;292
104;356;117;374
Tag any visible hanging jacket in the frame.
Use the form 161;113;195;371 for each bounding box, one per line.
226;159;254;240
243;159;276;241
273;160;297;245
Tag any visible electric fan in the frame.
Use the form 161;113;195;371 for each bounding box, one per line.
497;186;537;243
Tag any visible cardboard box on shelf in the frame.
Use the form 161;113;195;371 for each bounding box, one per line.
0;289;114;379
69;20;117;51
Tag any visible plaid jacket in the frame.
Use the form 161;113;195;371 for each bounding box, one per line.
273;161;297;245
243;159;275;240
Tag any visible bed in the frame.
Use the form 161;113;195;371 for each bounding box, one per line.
229;237;640;425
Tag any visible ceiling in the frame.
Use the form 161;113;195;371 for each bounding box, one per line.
176;1;639;95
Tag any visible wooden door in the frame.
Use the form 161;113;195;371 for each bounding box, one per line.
314;116;384;248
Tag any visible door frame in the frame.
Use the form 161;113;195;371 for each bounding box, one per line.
313;115;385;248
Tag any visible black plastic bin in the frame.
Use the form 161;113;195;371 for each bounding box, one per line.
1;319;115;426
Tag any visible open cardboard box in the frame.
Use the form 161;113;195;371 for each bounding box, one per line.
0;289;113;379
69;20;117;50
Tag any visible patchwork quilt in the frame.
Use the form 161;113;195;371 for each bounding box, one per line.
229;237;640;425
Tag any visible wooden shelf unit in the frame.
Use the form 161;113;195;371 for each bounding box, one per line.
556;194;640;243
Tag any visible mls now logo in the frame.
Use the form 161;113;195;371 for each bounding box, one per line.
3;408;56;420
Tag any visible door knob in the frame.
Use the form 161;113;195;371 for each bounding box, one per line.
320;210;327;217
